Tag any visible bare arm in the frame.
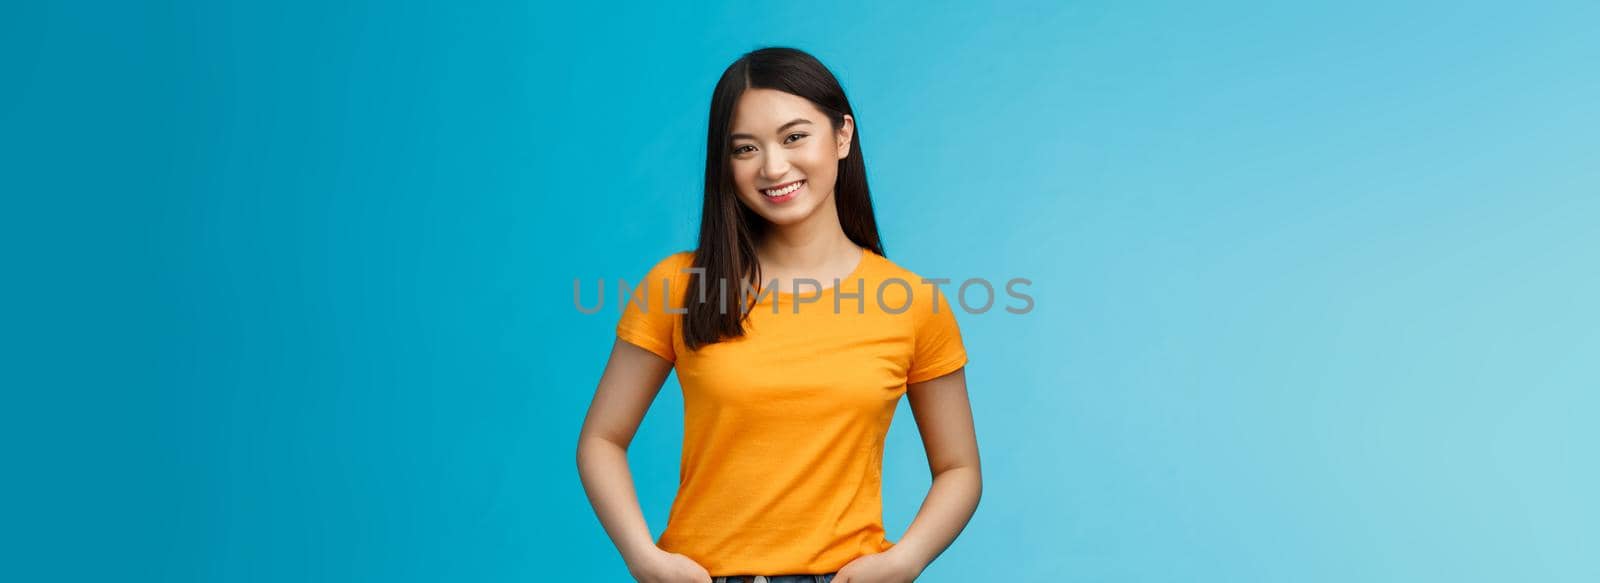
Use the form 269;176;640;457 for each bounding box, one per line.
856;367;983;581
576;338;710;582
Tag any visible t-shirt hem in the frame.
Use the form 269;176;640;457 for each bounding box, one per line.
907;354;968;384
616;327;674;363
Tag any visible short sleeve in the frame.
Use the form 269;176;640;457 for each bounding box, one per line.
907;286;968;384
615;252;692;363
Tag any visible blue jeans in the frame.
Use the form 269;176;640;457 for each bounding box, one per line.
711;575;836;583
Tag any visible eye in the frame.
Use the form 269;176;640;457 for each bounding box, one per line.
732;145;754;155
785;133;807;144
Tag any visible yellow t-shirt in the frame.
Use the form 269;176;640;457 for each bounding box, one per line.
614;246;968;576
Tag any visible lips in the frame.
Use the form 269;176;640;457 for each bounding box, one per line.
761;179;805;199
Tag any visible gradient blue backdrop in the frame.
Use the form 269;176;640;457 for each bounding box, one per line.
3;1;1596;581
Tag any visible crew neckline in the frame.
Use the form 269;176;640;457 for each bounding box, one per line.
763;245;872;300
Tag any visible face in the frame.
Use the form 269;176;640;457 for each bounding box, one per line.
727;88;854;228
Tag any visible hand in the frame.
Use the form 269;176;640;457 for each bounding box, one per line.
832;548;924;583
626;547;713;583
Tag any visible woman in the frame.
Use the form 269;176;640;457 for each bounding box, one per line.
577;47;982;583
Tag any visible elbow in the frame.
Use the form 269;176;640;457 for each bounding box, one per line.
967;465;983;499
576;432;625;465
575;433;599;468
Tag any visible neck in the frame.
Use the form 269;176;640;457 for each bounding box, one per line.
755;193;857;271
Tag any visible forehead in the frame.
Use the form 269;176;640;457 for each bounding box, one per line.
730;88;826;133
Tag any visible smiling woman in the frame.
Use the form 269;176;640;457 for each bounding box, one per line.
577;47;983;583
688;49;883;351
729;106;841;208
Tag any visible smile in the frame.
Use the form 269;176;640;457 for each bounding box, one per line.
761;179;805;201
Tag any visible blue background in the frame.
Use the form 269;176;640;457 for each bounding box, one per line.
4;1;1597;581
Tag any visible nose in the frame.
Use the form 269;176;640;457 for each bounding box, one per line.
760;149;790;182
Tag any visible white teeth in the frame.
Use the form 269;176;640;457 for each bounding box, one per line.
763;181;803;196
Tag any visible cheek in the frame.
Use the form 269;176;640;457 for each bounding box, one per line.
800;145;838;184
728;161;757;189
798;144;837;174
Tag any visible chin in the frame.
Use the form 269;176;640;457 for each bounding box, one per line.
763;214;810;227
758;201;823;225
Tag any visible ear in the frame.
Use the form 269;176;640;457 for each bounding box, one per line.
835;114;854;160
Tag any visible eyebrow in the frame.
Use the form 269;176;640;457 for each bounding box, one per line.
729;118;814;141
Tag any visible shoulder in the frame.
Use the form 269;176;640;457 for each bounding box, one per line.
628;250;697;300
636;249;696;277
867;252;954;315
867;251;923;285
